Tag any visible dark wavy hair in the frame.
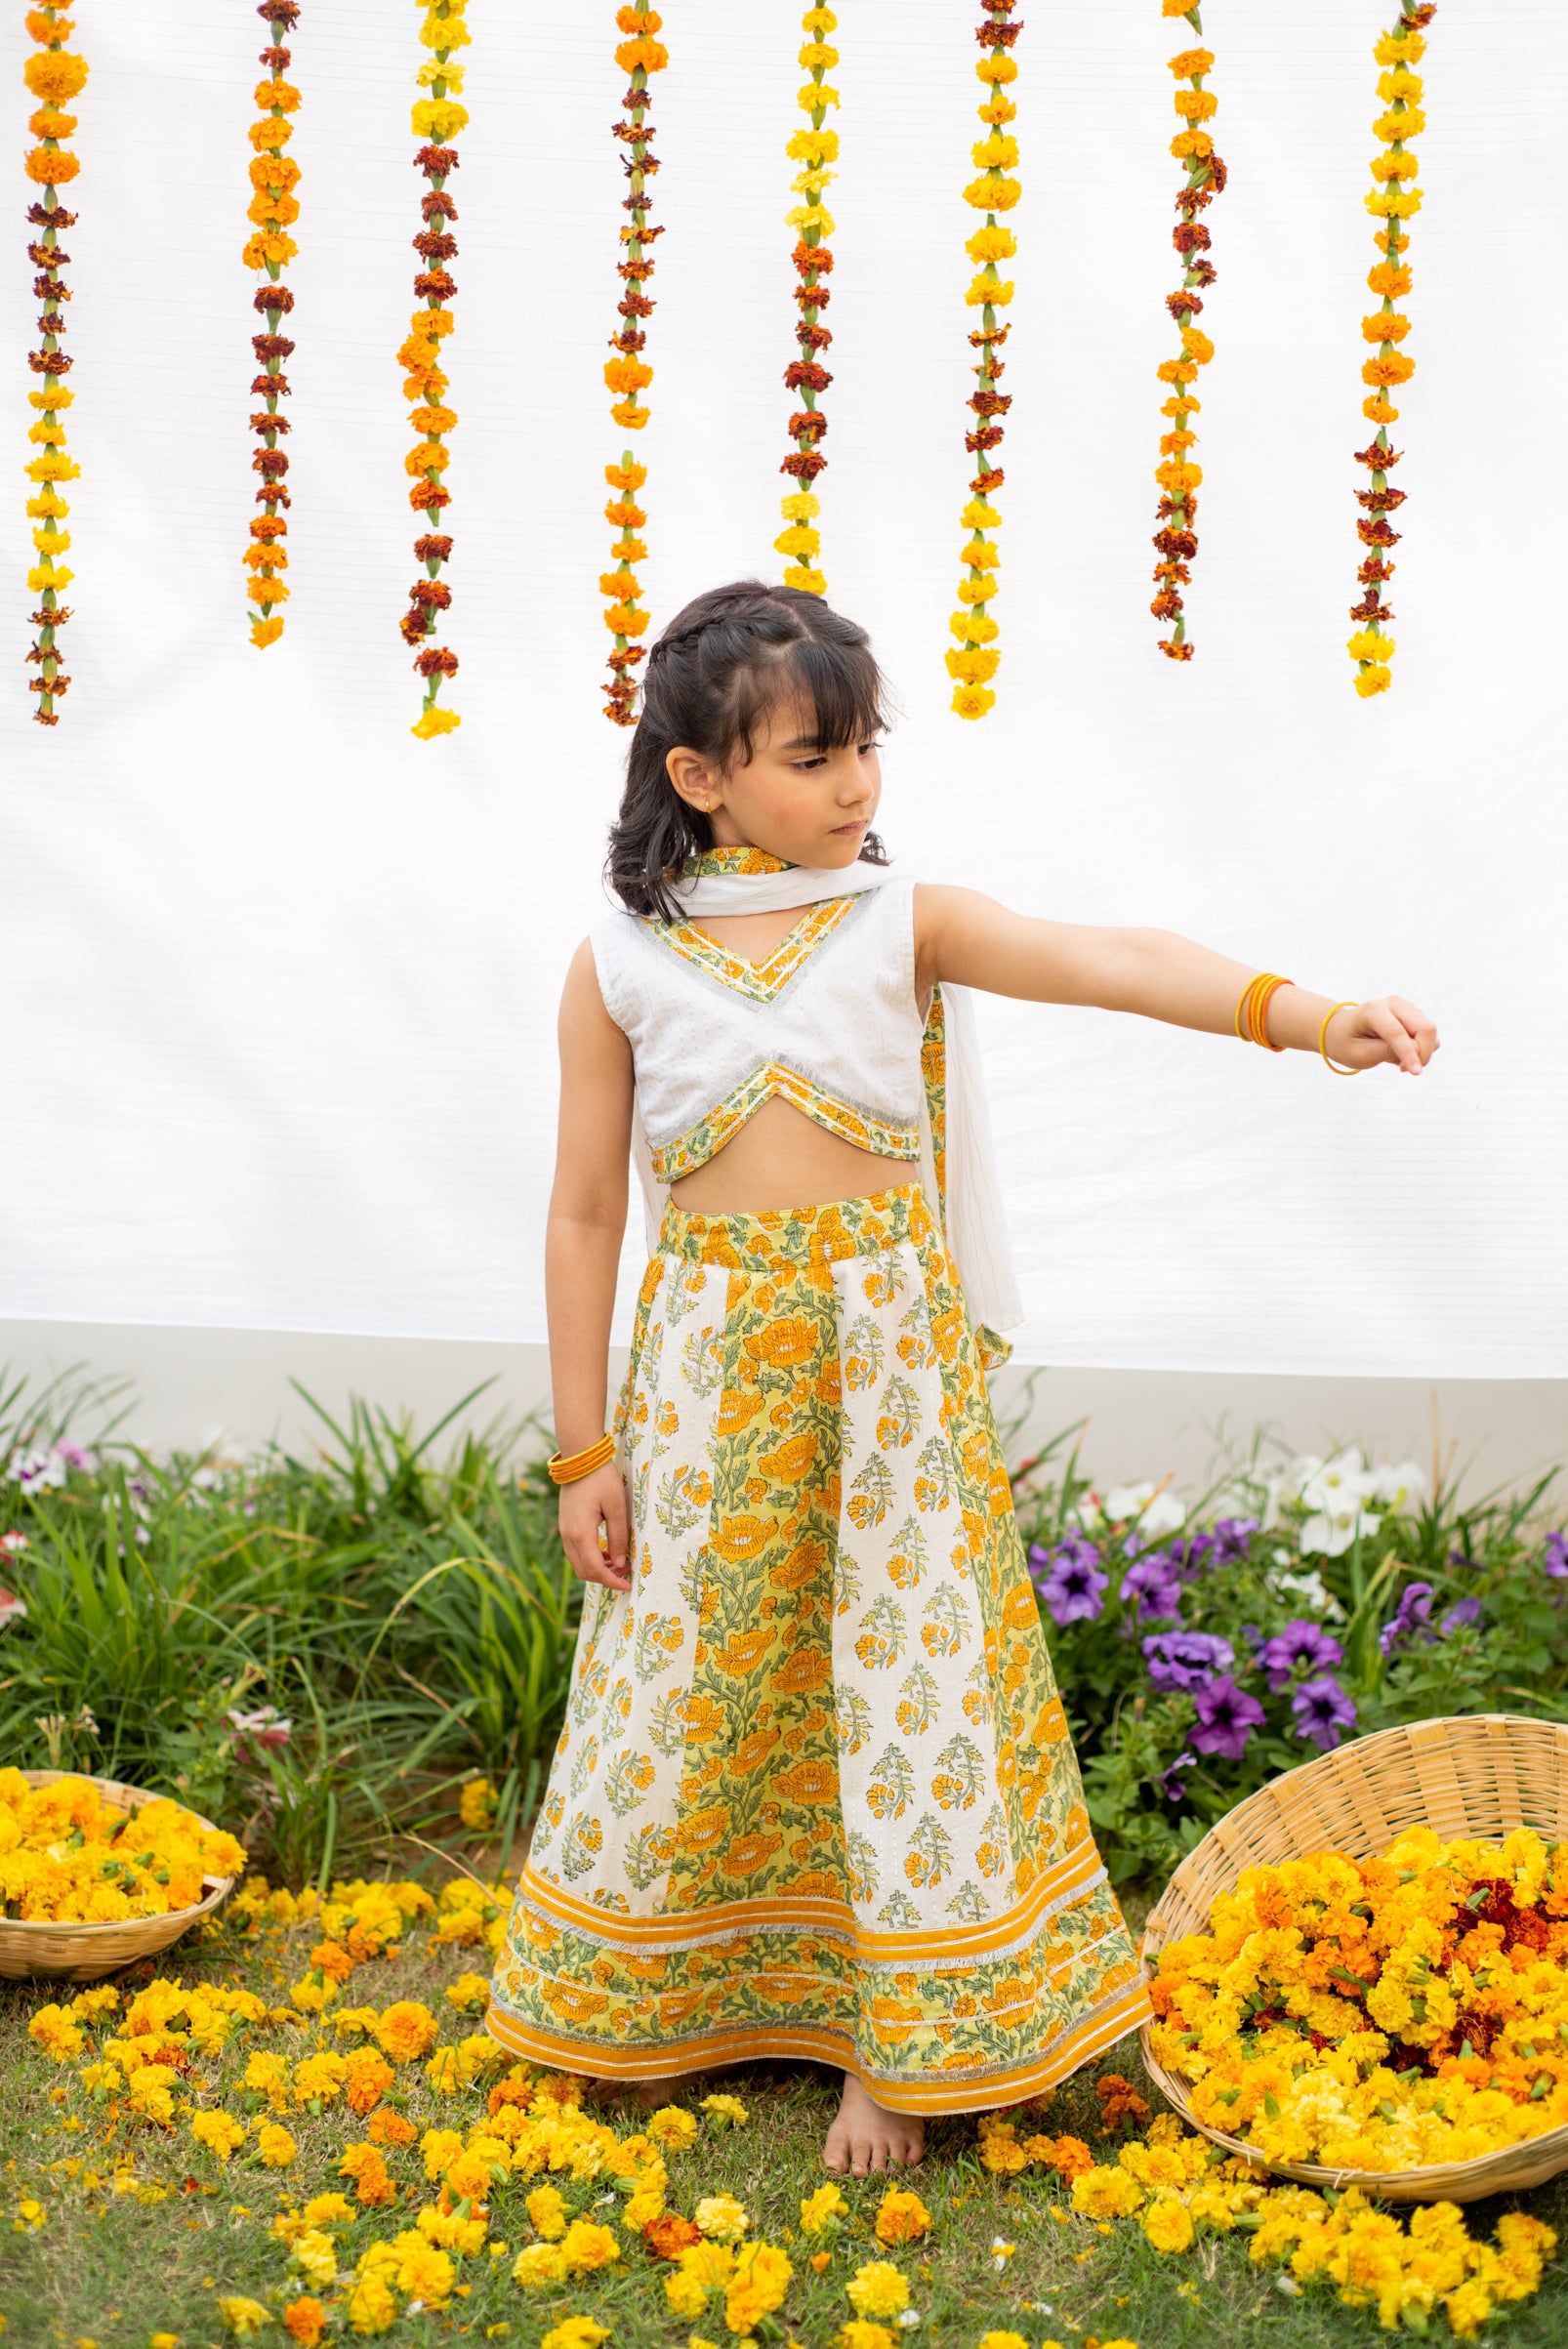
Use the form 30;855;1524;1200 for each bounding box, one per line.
604;579;893;921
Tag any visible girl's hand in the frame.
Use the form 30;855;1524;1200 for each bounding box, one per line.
559;1462;633;1593
1324;995;1439;1075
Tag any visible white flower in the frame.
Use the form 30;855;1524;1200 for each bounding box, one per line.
0;1530;29;1555
1297;1448;1371;1513
1271;1567;1343;1621
0;1587;28;1630
1102;1480;1155;1520
1361;1458;1426;1510
990;2236;1016;2272
1103;1480;1186;1538
1300;1504;1382;1558
8;1447;67;1494
897;2314;921;2331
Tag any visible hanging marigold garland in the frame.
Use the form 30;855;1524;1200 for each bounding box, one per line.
949;0;1022;721
21;3;88;727
398;0;470;742
243;3;303;652
601;5;669;727
1348;1;1436;699
773;5;839;600
1149;3;1225;663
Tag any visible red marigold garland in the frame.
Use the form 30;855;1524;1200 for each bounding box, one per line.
601;5;668;727
21;3;88;726
949;0;1022;721
773;5;839;600
1149;2;1225;663
1348;1;1436;700
399;0;470;742
243;3;303;652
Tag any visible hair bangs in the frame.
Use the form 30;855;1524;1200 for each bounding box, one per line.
728;632;887;767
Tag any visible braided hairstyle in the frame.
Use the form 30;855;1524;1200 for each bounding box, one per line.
605;578;892;921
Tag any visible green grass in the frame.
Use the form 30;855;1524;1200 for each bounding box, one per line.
4;1891;1568;2349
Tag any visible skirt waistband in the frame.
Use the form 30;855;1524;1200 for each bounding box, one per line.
658;1181;935;1271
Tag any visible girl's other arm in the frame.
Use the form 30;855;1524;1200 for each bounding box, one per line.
548;940;636;1591
916;884;1438;1074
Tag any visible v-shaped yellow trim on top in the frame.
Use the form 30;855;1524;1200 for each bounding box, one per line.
649;893;855;1004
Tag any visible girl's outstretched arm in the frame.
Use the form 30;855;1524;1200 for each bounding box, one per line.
548;940;637;1591
915;885;1438;1074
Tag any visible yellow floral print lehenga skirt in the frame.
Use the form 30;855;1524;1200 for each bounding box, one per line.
486;1182;1151;2112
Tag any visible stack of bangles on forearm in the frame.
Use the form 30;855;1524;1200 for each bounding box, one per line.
1236;973;1363;1074
547;1431;616;1484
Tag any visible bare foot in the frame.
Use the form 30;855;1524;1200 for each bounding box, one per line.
824;2073;926;2175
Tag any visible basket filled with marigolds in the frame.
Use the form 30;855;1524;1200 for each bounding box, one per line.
1140;1713;1568;2203
0;1767;247;1982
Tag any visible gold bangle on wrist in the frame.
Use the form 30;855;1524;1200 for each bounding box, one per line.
547;1431;616;1485
1318;1000;1363;1075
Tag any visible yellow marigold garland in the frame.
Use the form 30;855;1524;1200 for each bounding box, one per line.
1348;1;1436;699
399;0;471;742
601;5;669;726
1149;2;1225;662
21;2;88;726
773;5;839;600
243;4;303;652
949;0;1022;721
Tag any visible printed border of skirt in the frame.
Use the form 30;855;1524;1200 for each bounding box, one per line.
481;1977;1155;2117
512;1838;1109;1964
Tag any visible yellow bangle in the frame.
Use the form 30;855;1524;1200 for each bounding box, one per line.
547;1431;616;1485
1318;1000;1362;1075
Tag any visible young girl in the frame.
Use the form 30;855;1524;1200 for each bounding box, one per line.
486;581;1438;2176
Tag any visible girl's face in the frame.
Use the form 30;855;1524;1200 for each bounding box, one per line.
666;690;883;869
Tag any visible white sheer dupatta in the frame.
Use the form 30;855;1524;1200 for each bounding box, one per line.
615;857;1025;1350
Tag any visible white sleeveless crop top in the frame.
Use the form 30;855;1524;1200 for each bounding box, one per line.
589;875;928;1183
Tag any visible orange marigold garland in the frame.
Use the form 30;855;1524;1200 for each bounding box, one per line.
399;0;470;742
949;0;1021;721
1149;3;1225;663
1348;1;1436;700
601;5;668;727
243;3;303;653
21;3;88;726
773;5;839;600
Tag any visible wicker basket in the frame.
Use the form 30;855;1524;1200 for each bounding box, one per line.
1139;1713;1568;2204
0;1770;238;1984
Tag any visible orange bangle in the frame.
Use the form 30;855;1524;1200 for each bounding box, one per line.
1235;972;1294;1051
547;1431;616;1485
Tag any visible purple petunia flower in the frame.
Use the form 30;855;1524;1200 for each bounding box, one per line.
1545;1533;1568;1582
1258;1619;1345;1692
1380;1580;1435;1658
1291;1673;1357;1750
1441;1596;1482;1634
1211;1515;1259;1564
1143;1629;1235;1692
1190;1676;1266;1760
1122;1550;1183;1624
1029;1535;1108;1628
1161;1749;1197;1803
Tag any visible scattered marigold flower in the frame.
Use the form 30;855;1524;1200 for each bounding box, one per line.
873;2186;931;2246
846;2260;910;2320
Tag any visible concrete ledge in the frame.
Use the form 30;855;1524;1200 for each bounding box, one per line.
3;1322;1563;1505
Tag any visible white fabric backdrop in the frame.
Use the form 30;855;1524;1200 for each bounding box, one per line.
4;1;1565;1376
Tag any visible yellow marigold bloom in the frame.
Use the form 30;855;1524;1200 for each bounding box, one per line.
1366;186;1423;217
257;2122;297;2166
254;75;302;110
1353;664;1392;698
1363;392;1399;423
963;172;1020;212
965;274;1014;308
694;2194;749;2243
962;538;1001;571
797;80;841;107
1374;106;1425;139
411;704;462;740
616;34;670;73
1173;88;1217;121
1362;351;1415;386
558;2218;622;2276
846;2260;910;2319
603;355;653;395
1362;309;1411;342
951;610;999;642
786;127;840;162
26;145;81;182
540;2323;610;2349
1168;47;1215;76
525;2184;567;2240
512;2242;567;2288
946;647;1000;685
609;400;650;431
779;489;820;520
782;564;828;596
375;2001;438;2062
954;578;991;607
1180;324;1215;365
1071;2164;1144;2220
411;98;470;141
784;203;837;235
344;2274;396;2335
971;132;1019;169
966;224;1016;262
248;117;293;152
645;2104;699;2150
26;561;74;593
774;524;821;557
800;2182;849;2235
1170;130;1213;160
420;11;472;44
250;616;284;649
839;2328;896;2349
414;61;465;91
1142;2196;1195;2253
799;40;839;68
27;2005;85;2061
1370;147;1421;181
791;167;837;195
217;2302;270;2339
1377;63;1424;98
290;2230;339;2290
24;49;89;103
